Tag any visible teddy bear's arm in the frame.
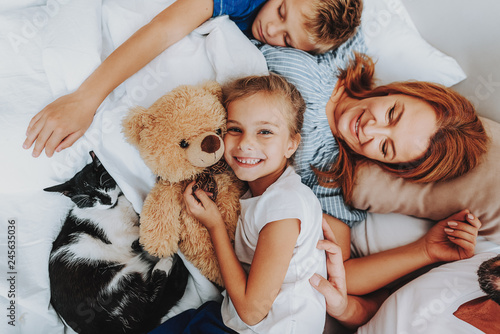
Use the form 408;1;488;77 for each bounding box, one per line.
139;182;183;258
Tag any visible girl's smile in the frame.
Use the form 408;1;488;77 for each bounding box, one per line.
224;92;299;196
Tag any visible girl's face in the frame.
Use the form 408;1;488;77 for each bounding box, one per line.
330;94;438;163
224;93;299;196
251;0;316;52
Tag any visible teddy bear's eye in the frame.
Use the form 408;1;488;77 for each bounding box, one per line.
215;128;222;136
179;140;189;148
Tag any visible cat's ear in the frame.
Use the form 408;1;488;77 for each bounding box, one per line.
89;151;102;171
44;182;73;198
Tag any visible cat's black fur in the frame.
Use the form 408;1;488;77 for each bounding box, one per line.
45;152;189;334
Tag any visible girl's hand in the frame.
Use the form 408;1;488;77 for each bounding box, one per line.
422;209;481;263
310;219;348;318
23;91;98;157
183;181;224;231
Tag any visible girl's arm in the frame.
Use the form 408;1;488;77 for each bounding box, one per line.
184;183;300;326
345;209;481;295
24;0;214;158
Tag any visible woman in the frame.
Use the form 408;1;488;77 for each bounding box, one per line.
258;32;488;226
258;33;488;329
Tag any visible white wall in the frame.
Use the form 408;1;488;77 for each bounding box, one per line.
402;0;500;122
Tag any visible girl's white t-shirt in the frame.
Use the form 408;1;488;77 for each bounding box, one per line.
221;166;327;333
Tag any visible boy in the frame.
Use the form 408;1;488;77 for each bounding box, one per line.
23;0;362;158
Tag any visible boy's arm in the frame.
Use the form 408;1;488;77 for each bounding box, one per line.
24;0;214;158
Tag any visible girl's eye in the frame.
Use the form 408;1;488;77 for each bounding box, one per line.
259;129;273;135
278;3;284;19
227;127;241;133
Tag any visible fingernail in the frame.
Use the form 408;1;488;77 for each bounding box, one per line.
22;144;27;149
444;228;454;233
467;213;474;221
310;274;320;287
448;221;458;227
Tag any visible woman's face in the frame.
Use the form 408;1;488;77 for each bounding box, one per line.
330;94;438;164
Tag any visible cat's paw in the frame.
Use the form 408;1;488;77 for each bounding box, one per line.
152;257;174;275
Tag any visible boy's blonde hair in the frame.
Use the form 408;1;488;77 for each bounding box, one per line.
305;0;363;54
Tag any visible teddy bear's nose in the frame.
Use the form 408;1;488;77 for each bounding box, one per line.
201;135;221;153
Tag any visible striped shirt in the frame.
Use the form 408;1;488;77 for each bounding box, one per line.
257;31;367;225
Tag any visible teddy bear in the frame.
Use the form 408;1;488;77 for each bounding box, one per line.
122;81;246;287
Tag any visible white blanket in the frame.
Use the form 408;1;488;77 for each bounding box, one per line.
0;1;267;333
1;1;494;333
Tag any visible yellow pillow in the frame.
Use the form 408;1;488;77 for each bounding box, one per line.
352;117;500;243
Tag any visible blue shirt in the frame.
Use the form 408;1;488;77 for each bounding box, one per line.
256;31;367;225
212;0;267;37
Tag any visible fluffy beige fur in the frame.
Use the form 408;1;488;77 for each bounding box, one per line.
123;81;246;287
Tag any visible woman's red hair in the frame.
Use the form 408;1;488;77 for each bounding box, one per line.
316;53;489;203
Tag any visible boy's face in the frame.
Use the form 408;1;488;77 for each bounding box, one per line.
252;0;316;52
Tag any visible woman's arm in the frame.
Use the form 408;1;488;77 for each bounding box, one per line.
184;183;300;326
323;213;351;261
310;219;389;330
24;0;213;158
345;209;481;295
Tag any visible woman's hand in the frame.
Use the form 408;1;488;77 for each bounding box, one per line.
23;91;98;157
422;209;481;263
183;181;224;231
310;218;348;318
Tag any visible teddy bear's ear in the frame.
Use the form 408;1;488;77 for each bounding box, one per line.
202;81;223;102
122;106;148;146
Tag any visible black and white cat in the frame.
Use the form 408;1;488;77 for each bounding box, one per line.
45;151;189;334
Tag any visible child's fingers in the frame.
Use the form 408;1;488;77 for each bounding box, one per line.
32;128;52;158
310;273;343;297
317;239;345;290
56;132;82;153
26;111;43;135
23;118;44;152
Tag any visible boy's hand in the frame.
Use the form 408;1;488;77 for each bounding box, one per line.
422;209;481;263
23;91;97;157
183;181;224;231
310;219;348;318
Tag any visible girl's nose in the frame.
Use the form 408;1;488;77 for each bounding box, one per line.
238;135;255;151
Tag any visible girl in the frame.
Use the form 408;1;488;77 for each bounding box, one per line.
153;73;327;333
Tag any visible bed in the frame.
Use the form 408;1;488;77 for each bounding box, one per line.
1;0;499;333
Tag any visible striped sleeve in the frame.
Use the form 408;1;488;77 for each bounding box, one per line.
257;31;368;225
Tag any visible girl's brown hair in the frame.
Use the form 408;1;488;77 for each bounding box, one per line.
222;73;305;139
316;53;489;203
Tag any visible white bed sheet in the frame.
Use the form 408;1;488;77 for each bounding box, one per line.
1;0;493;333
0;1;267;333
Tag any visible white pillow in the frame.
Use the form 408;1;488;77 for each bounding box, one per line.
0;0;47;12
362;0;467;86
